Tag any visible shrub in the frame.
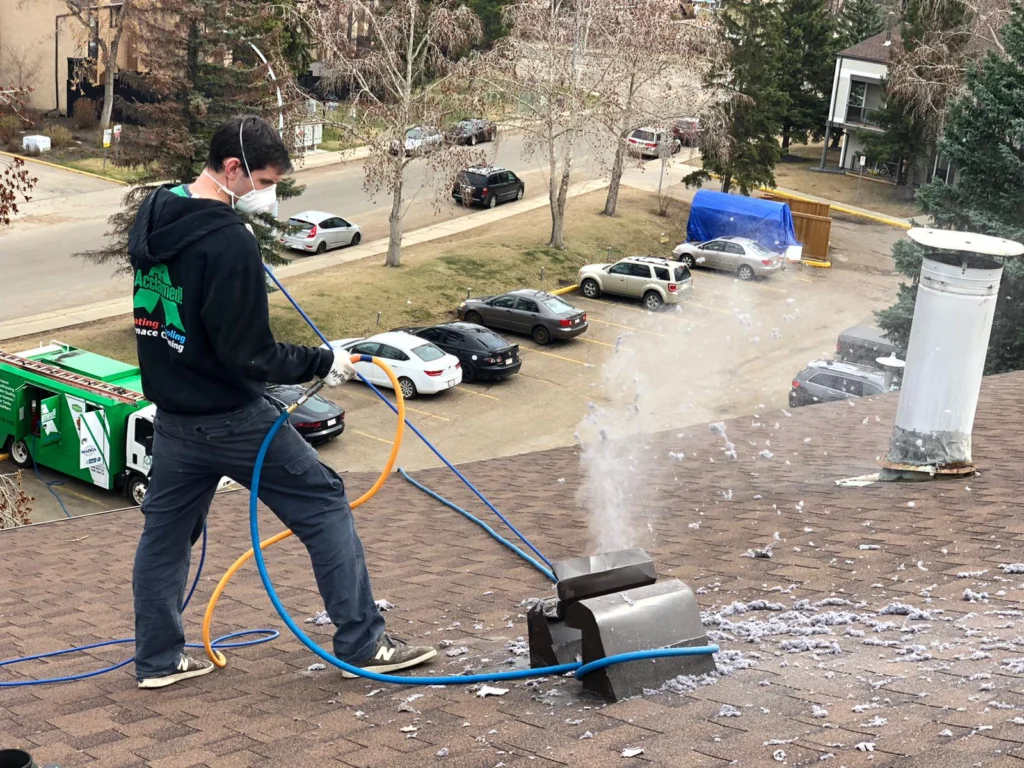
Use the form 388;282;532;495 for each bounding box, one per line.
72;98;100;130
0;115;21;143
45;125;75;148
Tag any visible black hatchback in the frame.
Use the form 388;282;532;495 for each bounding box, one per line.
392;322;521;382
265;384;345;443
452;166;525;209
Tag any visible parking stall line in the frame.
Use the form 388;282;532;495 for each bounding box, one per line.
518;347;591;367
352;430;394;445
455;386;500;400
577;337;616;348
687;299;733;315
344;389;450;421
584;316;668;338
59;487;105;505
518;372;591;398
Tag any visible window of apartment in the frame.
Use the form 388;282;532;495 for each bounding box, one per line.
846;81;868;124
110;5;122;27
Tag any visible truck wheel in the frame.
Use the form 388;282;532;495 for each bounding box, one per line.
9;439;32;468
128;475;149;506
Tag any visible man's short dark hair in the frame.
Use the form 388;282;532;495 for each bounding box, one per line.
208;115;293;175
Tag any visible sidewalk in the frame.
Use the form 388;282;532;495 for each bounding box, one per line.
0;178;610;343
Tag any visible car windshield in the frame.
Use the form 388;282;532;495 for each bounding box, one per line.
474;331;508;350
411;343;445;362
287;218;314;232
632;130;656;142
406;128;422;139
541;296;576;316
302;396;335;414
461;172;487;186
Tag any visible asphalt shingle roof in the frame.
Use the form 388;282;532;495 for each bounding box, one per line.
4;373;1024;766
839;30;902;63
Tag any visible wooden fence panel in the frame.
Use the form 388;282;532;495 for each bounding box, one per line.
762;194;832;260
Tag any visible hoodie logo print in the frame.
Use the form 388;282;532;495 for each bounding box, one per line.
134;265;187;353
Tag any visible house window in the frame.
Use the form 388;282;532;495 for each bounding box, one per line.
846;81;867;124
110;5;122;27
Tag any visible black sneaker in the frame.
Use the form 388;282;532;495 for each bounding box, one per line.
341;633;437;678
138;653;215;689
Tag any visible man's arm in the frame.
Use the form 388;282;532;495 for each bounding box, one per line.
200;231;334;384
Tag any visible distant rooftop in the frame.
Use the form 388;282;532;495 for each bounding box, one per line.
839;29;903;63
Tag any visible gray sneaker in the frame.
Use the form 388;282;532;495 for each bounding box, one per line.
341;633;437;678
138;653;215;689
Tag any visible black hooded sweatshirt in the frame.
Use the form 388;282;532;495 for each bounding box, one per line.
128;184;334;415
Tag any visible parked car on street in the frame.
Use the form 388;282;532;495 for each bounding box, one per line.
457;289;588;345
578;256;692;311
391;126;443;156
449;118;497;145
626;127;682;159
265;384;345;443
672;236;784;280
671;117;701;147
392;322;520;382
280;210;362;255
452;166;525;208
789;359;891;408
836;325;901;369
326;332;462;399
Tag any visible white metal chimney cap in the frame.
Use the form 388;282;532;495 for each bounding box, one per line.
908;228;1024;257
876;354;905;369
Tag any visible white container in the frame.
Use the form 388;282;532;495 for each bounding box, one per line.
22;135;51;153
886;228;1023;470
785;244;803;263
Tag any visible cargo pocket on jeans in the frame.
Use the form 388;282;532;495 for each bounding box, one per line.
284;449;317;477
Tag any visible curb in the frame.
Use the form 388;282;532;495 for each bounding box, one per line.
803;259;833;269
0;150;128;186
760;186;912;230
551;285;579;296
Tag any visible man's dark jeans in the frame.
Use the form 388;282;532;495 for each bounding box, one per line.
132;396;384;680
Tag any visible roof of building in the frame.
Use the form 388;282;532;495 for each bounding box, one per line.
4;373;1024;766
839;29;903;63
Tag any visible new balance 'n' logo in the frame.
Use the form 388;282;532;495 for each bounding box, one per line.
375;645;396;662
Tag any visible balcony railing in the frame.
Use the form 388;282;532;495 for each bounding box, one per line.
845;105;881;127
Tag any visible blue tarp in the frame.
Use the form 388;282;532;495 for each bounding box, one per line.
685;190;801;253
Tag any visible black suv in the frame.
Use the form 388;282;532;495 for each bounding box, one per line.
789;360;891;408
452;166;524;209
392;322;521;382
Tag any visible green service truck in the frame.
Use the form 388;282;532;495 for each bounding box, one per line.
0;342;228;506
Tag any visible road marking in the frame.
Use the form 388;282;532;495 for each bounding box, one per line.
345;389;450;421
797;277;815;283
688;300;733;315
519;372;590;397
519;347;590;367
578;337;615;348
456;386;500;400
586;317;668;338
352;430;394;445
58;487;104;505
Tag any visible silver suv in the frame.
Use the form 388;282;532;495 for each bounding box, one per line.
789;359;891;408
578;256;693;311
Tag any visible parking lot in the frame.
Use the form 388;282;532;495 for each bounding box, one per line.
5;227;903;523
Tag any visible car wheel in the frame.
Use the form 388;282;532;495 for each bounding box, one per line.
487;195;497;209
516;187;524;201
532;325;551;345
470;134;478;146
351;232;361;246
398;377;417;400
738;265;755;281
315;241;327;255
788;393;801;409
643;291;664;311
581;278;601;299
128;474;149;506
679;253;696;268
672;139;682;155
464;310;482;325
462;363;477;383
8;438;31;469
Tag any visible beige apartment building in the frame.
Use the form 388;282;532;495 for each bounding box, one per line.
0;0;139;115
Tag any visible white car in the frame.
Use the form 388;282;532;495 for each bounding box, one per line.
392;126;443;156
280;210;362;255
326;331;462;399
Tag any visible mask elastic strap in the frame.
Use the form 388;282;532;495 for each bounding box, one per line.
239;118;255;189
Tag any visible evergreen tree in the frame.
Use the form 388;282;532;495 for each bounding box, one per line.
778;0;837;150
464;0;514;48
877;4;1024;374
839;0;885;48
685;0;788;194
76;0;305;274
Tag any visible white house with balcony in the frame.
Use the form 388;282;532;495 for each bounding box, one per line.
822;29;898;171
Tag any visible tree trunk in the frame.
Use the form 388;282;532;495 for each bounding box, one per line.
602;137;626;217
720;173;732;194
97;14;124;131
386;165;404;267
781;130;791;151
549;139;573;249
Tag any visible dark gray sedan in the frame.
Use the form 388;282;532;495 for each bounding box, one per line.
456;289;588;345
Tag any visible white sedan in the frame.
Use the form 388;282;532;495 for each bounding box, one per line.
326;331;462;399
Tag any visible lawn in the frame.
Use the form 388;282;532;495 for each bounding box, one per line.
59;157;149;184
24;187;688;364
773;143;923;220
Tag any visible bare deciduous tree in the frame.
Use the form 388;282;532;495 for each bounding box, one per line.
598;2;726;217
0;44;44;92
0;86;37;226
304;0;485;267
483;0;623;249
